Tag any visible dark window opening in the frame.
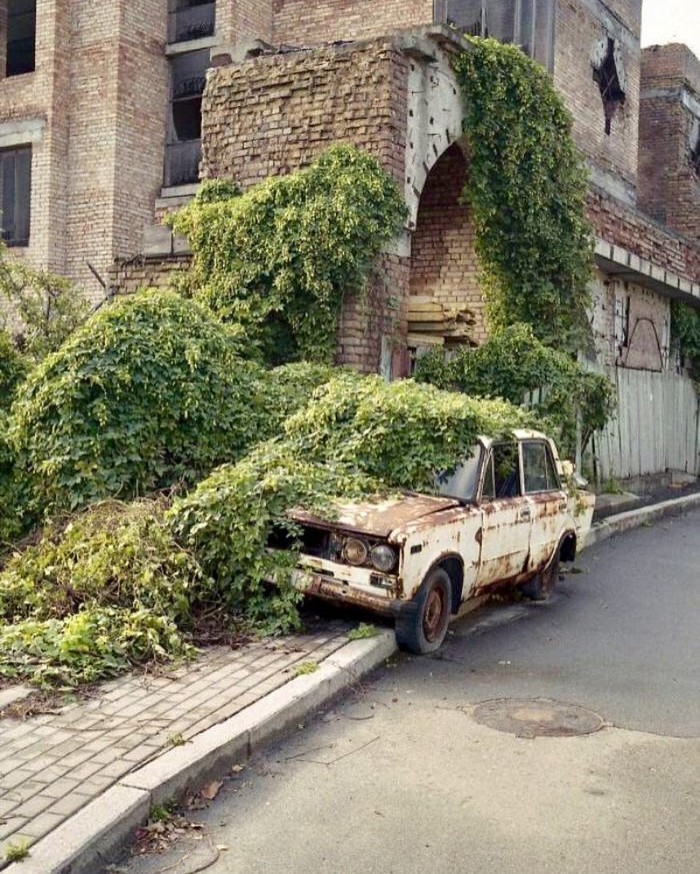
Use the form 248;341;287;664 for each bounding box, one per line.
6;0;36;77
690;131;700;177
164;49;208;187
593;37;625;135
0;145;32;246
168;0;216;44
492;441;521;499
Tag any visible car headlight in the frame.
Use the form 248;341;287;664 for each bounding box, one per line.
370;544;396;573
343;537;369;566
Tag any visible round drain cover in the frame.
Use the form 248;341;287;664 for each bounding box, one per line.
473;697;604;738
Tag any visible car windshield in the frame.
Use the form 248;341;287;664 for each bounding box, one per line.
435;447;483;502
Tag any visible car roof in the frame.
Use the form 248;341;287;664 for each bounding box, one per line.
477;429;550;449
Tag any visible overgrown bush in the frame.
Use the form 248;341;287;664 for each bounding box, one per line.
455;39;593;353
10;290;266;514
0;500;201;687
171;375;536;636
671;300;700;377
0;243;90;360
168;145;407;364
414;324;615;456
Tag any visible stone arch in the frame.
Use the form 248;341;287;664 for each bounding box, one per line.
408;141;486;349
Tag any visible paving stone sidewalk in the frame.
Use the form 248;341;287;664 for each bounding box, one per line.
0;621;352;864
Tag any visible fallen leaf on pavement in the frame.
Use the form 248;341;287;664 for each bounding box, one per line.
200;781;223;801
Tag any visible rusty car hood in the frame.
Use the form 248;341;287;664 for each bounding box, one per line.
290;494;462;538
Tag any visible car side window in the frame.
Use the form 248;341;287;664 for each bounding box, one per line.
492;441;521;498
522;441;561;493
481;452;495;500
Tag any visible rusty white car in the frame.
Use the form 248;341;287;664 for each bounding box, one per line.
289;430;594;654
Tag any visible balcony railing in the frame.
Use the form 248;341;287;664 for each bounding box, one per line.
164;140;202;187
168;1;216;44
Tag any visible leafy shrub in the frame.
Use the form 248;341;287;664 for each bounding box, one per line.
671;301;700;377
0;243;90;360
0;500;202;687
0;330;29;406
171;376;535;635
168;145;407;364
455;39;593;353
414;324;615;456
10;290;266;514
256;362;338;440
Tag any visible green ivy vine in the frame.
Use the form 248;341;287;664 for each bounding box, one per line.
168;146;407;365
454;38;594;353
671;300;700;377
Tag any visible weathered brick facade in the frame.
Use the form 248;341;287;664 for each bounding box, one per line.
637;43;700;244
273;0;432;46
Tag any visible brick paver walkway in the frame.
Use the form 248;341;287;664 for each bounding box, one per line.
0;622;351;863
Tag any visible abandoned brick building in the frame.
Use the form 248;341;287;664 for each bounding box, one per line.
1;0;699;479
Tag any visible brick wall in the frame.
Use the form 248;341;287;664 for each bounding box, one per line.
587;186;700;283
553;0;641;200
201;39;409;189
217;0;274;45
408;142;486;345
108;254;192;296
273;0;432;46
637;44;700;245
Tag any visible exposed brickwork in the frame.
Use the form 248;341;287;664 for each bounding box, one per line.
273;0;432;46
201;39;409;189
218;0;274;45
587;186;700;283
408;143;486;346
553;0;641;198
637;44;700;244
0;0;169;303
108;255;192;297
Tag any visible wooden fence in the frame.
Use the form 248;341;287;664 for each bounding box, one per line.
586;366;699;481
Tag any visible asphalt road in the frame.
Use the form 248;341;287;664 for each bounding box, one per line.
114;508;700;874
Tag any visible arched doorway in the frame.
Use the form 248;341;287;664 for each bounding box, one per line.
408;142;486;355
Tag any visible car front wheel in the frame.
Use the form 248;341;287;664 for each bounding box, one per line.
395;567;452;655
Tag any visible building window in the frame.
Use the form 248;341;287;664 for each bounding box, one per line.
6;0;36;77
433;0;555;70
690;128;700;178
164;49;209;187
592;37;625;135
168;0;216;45
0;145;31;246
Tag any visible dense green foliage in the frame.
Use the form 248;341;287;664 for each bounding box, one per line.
455;39;593;352
10;290;265;515
415;324;615;456
671;301;700;377
168;146;407;364
0;243;89;360
0;331;29;406
0;501;201;687
171;374;536;634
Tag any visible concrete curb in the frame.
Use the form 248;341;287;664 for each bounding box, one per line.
7;630;397;874
582;491;700;550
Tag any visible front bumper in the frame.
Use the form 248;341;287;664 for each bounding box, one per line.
296;570;417;621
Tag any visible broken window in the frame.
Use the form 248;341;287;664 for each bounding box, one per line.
0;145;32;246
592;37;625;135
168;0;216;44
6;0;36;77
164;49;209;187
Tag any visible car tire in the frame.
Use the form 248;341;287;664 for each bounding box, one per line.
395;567;452;655
519;551;560;601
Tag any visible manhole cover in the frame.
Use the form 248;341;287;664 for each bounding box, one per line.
473;697;604;738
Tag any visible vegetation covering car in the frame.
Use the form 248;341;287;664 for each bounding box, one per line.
287;430;594;654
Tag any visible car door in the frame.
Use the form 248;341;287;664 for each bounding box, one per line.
475;440;532;590
521;439;568;570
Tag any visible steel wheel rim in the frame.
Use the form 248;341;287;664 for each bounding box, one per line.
423;586;446;642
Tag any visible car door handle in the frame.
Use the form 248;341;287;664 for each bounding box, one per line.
519;507;531;521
